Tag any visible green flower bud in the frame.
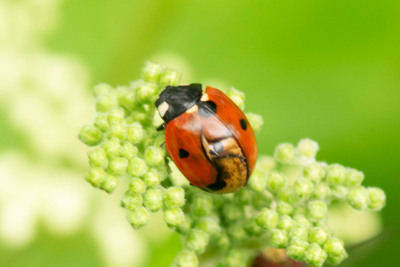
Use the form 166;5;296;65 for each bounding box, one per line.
245;218;264;236
93;83;112;97
367;187;386;211
196;217;221;237
79;125;103;146
307;201;328;221
121;194;143;210
304;243;327;267
287;237;309;261
128;207;149;229
186;229;209;254
128;111;150;125
293;214;312;229
128;178;146;194
159;69;181;86
228;223;248;241
164;187;185;208
274;143;296;164
164;207;185;227
289;225;309;241
303;163;325;183
144;146;165;166
234;188;253;205
226;87;245;110
256;156;276;172
324;238;346;258
326;251;348;266
222;204;244;222
127;122;144;144
248;170;266;192
175;250;198;267
309;226;330;245
331;185;348;200
191;196;213;217
142;62;163;83
143;169;162;187
326;164;346;185
127;157;148;177
312;183;331;200
297;138;319;159
96;94;117;112
144;188;163;212
277;215;294;231
345;168;364;187
137;83;158;102
120;141;138;159
266;172;286;192
245;112;263;134
108;157;128;175
108;107;125;125
347;186;369;210
94;113;109;132
276;201;294;215
86;167;107;187
108;124;127;140
88;147;108;168
176;216;193;235
255;208;279;230
224;248;248;267
269;228;288;248
100;174;118;193
278;187;297;204
294;177;314;199
102;137;121;158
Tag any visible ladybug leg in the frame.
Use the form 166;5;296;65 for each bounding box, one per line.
156;122;166;131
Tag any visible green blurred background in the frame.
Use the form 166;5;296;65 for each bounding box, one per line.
0;0;399;266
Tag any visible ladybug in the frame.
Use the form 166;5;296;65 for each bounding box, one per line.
155;84;257;193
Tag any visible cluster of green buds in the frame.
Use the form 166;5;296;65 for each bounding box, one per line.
79;62;386;267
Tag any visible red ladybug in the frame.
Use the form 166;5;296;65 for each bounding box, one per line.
155;84;257;193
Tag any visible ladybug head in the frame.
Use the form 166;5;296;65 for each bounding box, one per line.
155;83;203;123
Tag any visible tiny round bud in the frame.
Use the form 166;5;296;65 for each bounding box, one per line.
294;177;314;199
144;188;163;212
128;207;149;229
278;187;297;203
88;147;108;168
297;138;319;158
224;248;248;267
276;201;294;215
312;183;331;200
228;223;248;241
79;125;103;146
142;62;163;82
175;250;198;267
108;157;128;175
304;243;327;267
326;164;346;185
137;83;158;102
245;112;263;134
164;187;185;208
143;169;162;187
303;163;325;183
93;83;112;97
127;157;148;177
164;208;185;227
289;225;309;241
331;185;349;200
274;143;296;164
269;228;288;248
324;238;346;257
345;168;364;187
108;124;127;140
256;156;276;172
144;146;165;166
128;178;146;194
94;113;109;132
160;69;181;86
96;94;117;112
248;170;266;192
127;122;144;144
245;218;264;236
196;217;221;237
255;208;279;230
186;229;210;254
102;137;121;158
121;194;143;210
191;196;213;217
86;168;106;187
309;226;330;245
120;141;138;159
347;186;369;210
234;188;253;205
277;215;294;231
293;214;312;229
367;187;386;211
223;204;244;222
108;107;125;124
307;201;328;221
287;237;309;261
100;174;118;193
266;172;286;192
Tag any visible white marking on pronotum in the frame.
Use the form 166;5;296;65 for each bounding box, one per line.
157;101;169;118
186;105;198;114
200;93;209;101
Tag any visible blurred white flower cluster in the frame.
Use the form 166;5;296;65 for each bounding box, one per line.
0;1;150;266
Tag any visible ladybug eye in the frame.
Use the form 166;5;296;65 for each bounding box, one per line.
178;149;189;158
239;118;247;130
157;101;169;118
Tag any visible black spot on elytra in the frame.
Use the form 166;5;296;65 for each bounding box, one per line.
198;101;217;117
179;149;189;158
240;118;247;130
